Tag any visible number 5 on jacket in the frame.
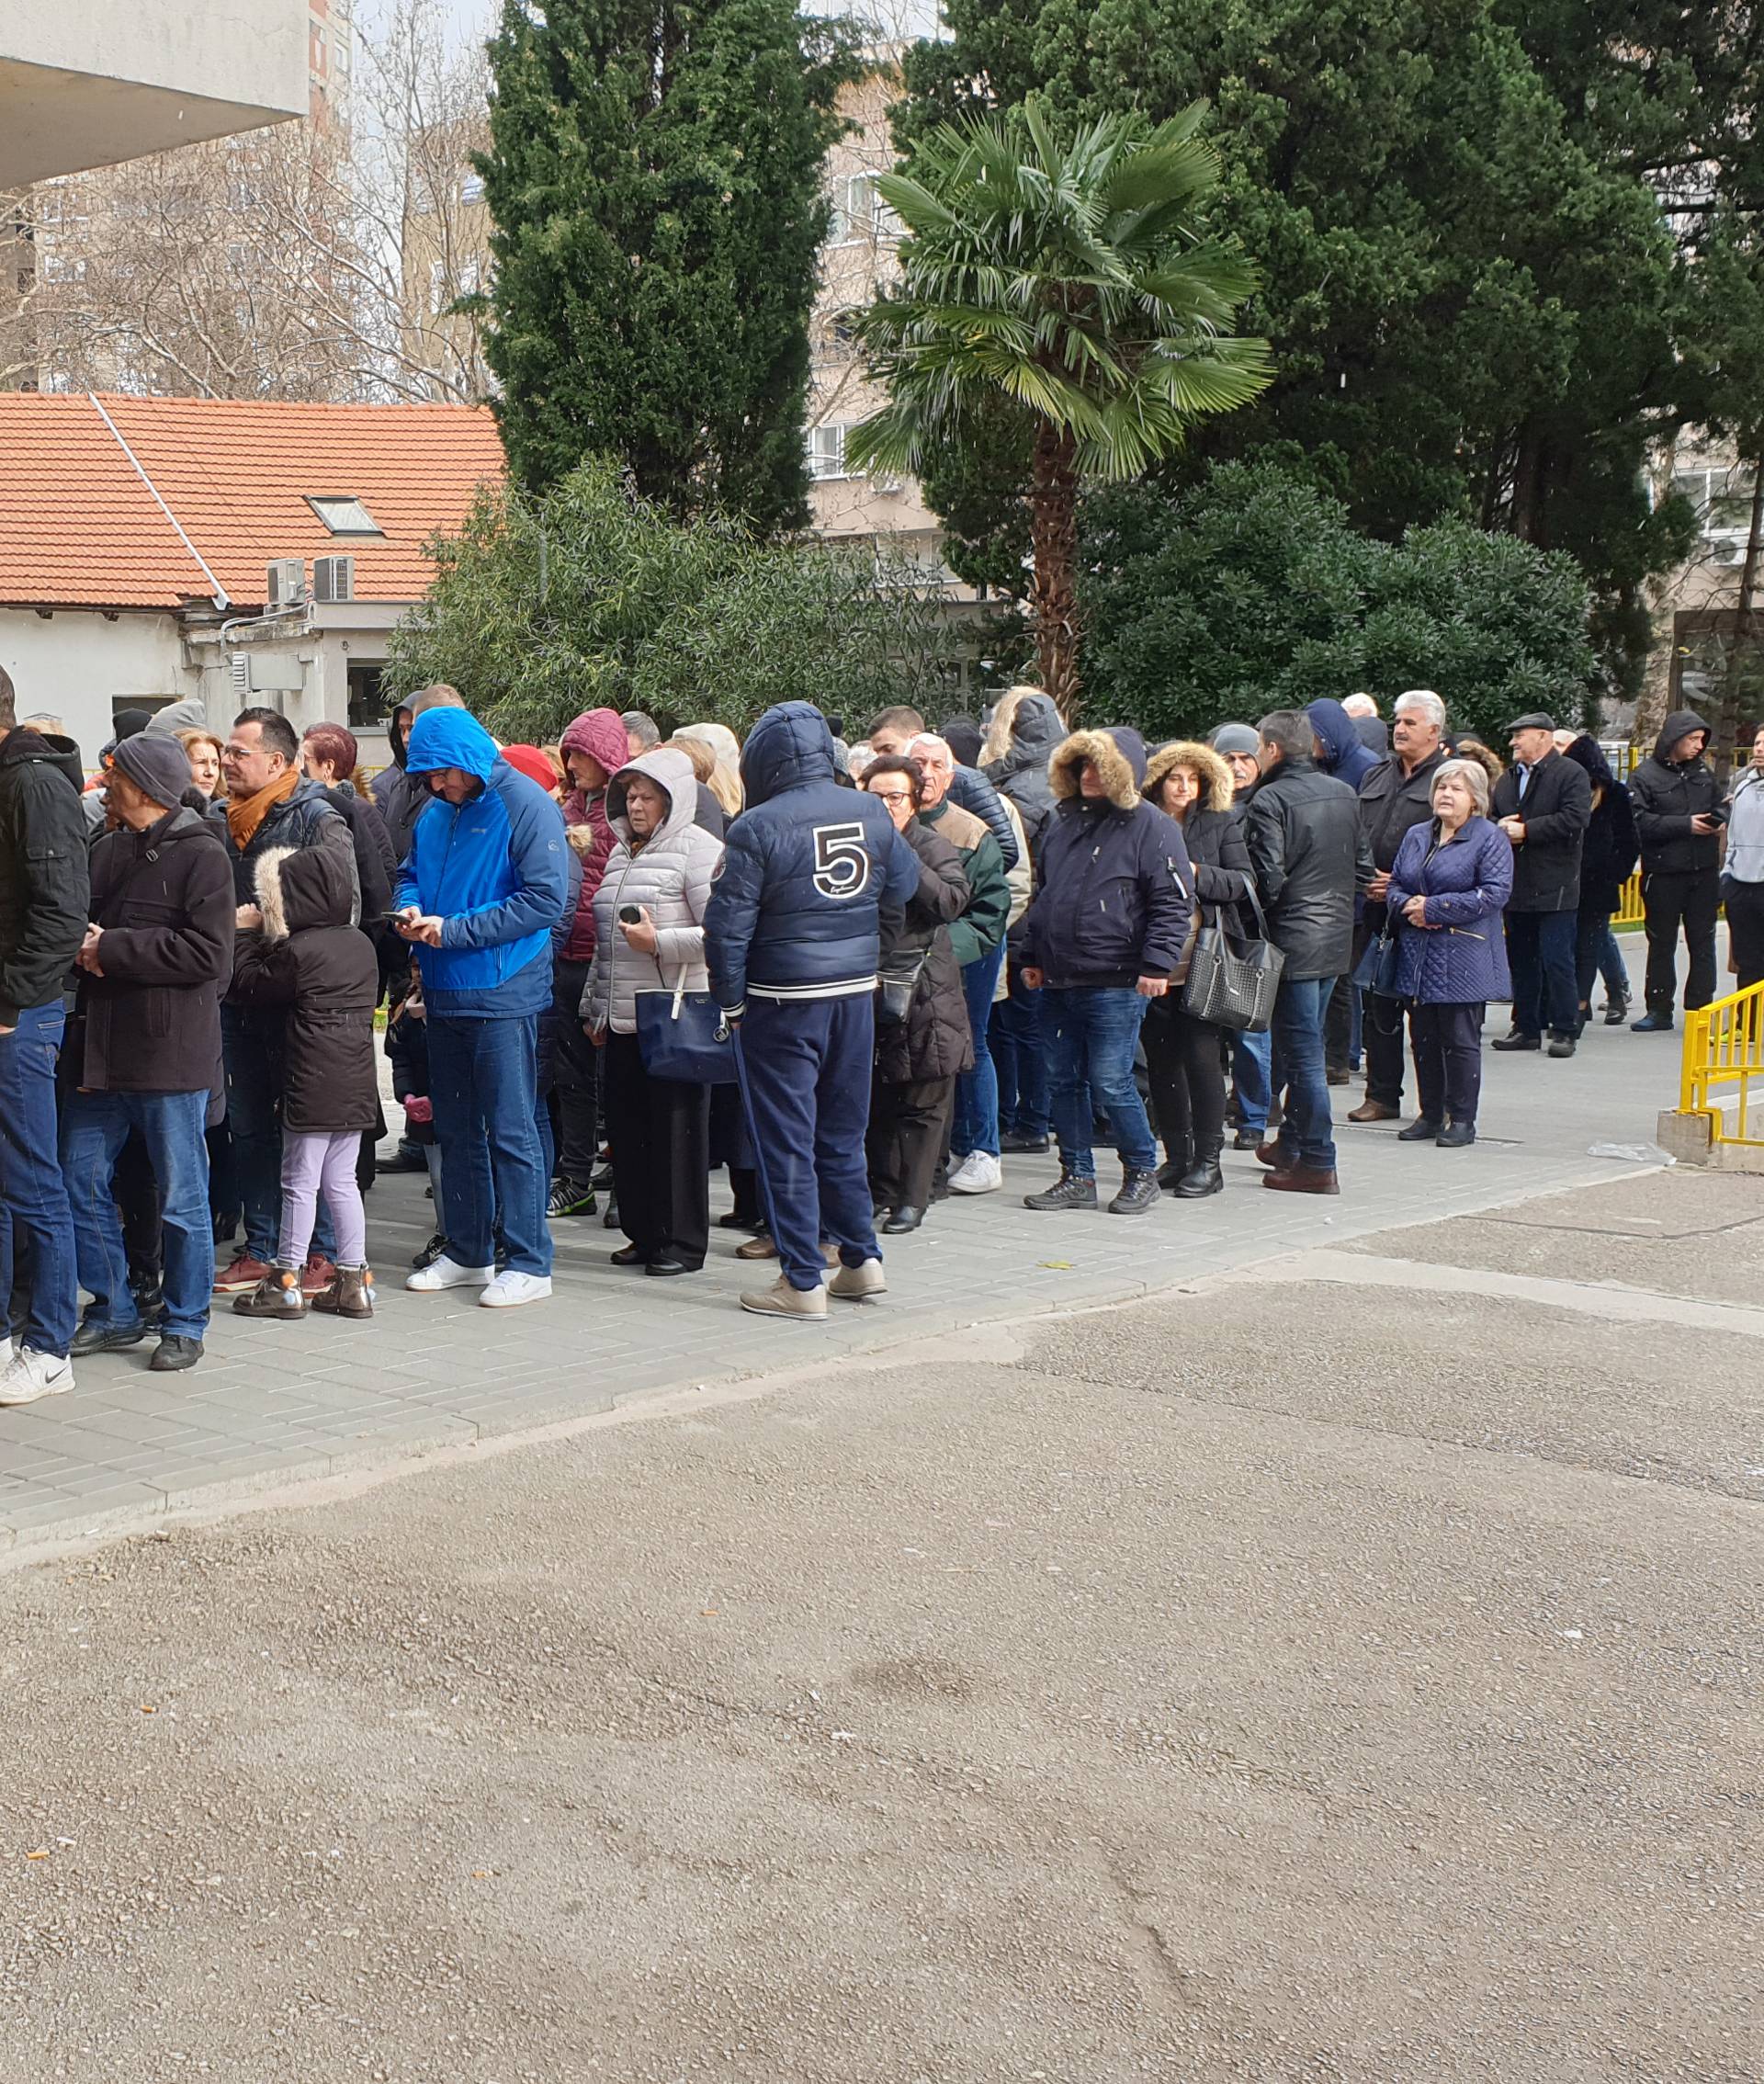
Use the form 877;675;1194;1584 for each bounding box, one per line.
811;822;871;900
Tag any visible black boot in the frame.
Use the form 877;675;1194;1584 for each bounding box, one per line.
1174;1141;1225;1198
1109;1168;1162;1216
1156;1139;1193;1193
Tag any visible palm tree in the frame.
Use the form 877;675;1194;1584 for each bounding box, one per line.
848;101;1272;718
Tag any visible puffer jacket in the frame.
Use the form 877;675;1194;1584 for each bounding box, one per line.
1489;749;1591;912
72;804;233;1093
947;765;1019;871
559;707;633;963
0;726;89;1025
1142;742;1253;942
581;750;723;1035
983;692;1064;850
705;703;921;1014
1387;816;1514;1005
919;797;1009;967
393;708;571;1019
1629;708;1723;875
1241;754;1372;979
1019;731;1193;988
1307;699;1380;792
876;820;973;1085
231;845;379;1134
209;776;356;910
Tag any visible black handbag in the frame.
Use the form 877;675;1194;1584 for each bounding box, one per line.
634;974;738;1084
1182;874;1283;1033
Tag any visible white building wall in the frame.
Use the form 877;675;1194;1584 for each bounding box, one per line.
0;608;205;767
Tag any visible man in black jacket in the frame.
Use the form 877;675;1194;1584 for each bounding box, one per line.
60;734;234;1376
1348;689;1448;1124
1628;708;1724;1032
1243;709;1372;1195
0;668;91;1407
1491;713;1593;1057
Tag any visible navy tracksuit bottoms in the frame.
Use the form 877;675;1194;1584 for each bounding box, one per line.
740;994;880;1293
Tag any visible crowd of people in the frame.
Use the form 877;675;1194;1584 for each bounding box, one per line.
0;660;1758;1406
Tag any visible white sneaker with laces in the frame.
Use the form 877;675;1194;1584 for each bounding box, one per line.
405;1255;497;1294
947;1151;1003;1195
0;1347;74;1407
479;1270;553;1308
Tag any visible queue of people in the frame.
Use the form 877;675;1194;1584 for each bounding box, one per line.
0;660;1758;1410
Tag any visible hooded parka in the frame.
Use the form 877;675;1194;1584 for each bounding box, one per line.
1629;709;1723;874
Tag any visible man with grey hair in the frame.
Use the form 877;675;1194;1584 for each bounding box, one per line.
621;711;662;759
1348;688;1449;1124
1342;693;1378;719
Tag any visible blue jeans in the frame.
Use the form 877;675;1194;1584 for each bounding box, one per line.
952;945;1004;1159
0;1002;78;1357
1047;987;1157;1178
1270;975;1337;1172
1231;1026;1272;1135
62;1089;213;1340
428;1012;552;1276
989;972;1050;1138
738;994;879;1292
222;1007;334;1263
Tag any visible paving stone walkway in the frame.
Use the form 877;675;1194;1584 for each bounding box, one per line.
0;946;1701;1551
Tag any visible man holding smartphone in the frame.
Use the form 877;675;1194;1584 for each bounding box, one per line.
1629;709;1725;1033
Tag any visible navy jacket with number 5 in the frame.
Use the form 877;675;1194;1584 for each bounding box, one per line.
705;702;921;1017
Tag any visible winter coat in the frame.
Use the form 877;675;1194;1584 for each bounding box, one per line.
71;806;233;1094
0;726;89;1025
581;750;723;1036
875;821;974;1085
231;845;379;1134
393;709;571;1020
983;692;1064;851
1561;736;1638;914
1241;756;1372;980
1726;765;1764;886
705;703;921;1014
947;765;1019;872
1353;714;1390;758
558;707;633;964
1387;816;1514;1005
1358;745;1449;878
1142;743;1255;949
919;797;1009;967
1629;708;1723;876
1489;750;1591;913
384;998;435;1143
209;776;356;912
372;701;435;865
1307;699;1381;793
1020;731;1193;988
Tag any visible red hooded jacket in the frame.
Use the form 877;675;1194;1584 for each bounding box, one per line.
559;708;635;964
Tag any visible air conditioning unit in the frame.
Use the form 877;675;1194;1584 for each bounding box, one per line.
313;554;355;604
1709;537;1747;566
228;651;307;696
874;475;905;496
266;557;306;606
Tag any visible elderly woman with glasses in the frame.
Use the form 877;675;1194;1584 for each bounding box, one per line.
1385;757;1514;1149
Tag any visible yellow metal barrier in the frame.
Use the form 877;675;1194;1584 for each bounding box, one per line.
1679;980;1764;1149
1612;872;1645;925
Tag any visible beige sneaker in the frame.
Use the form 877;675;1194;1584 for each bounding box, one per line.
827;1257;887;1302
740;1275;828;1320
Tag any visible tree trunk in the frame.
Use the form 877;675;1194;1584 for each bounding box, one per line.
1715;458;1764;783
1029;418;1081;721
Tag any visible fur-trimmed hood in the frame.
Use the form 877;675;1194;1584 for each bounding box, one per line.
1048;731;1141;813
1143;741;1234;816
254;843;355;940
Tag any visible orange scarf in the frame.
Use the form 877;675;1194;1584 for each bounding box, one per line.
226;765;302;851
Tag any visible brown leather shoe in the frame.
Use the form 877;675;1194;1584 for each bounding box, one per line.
1254;1141;1288;1170
1347;1098;1399;1124
1262;1165;1340;1195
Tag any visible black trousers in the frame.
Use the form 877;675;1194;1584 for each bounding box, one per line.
1642;868;1720;1014
867;1076;955;1213
1505;910;1578;1036
1726;877;1764;991
1412;1002;1485;1127
547;957;601;1184
603;1030;710;1267
1361;991;1414;1106
1141;997;1227;1160
1323;970;1354;1072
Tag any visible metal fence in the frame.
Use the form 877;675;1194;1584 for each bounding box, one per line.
1679;980;1764;1150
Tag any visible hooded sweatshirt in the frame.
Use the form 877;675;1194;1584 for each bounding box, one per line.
558;706;634;964
144;697;211;739
1306;699;1381;793
1629;708;1723;875
393;709;570;1018
983;692;1064;849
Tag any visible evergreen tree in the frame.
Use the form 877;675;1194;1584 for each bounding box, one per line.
479;0;848;531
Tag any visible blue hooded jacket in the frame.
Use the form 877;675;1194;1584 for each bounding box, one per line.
393;709;569;1018
704;702;920;1014
1306;699;1380;793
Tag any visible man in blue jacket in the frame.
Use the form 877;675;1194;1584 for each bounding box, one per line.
394;708;570;1308
706;703;921;1320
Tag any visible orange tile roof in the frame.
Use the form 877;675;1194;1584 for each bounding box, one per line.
0;393;505;613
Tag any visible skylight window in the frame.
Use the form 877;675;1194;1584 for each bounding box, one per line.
307;495;383;537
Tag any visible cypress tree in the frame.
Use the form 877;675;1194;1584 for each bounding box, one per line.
479;0;847;532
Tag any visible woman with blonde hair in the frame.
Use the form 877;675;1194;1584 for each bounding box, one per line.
673;721;744;819
662;736;728;836
175;727;225;803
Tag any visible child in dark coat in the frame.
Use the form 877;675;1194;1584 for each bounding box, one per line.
230;845;380;1319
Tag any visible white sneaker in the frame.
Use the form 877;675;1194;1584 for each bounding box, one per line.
478;1270;552;1308
0;1348;74;1407
828;1257;887;1302
405;1255;496;1293
947;1151;1003;1195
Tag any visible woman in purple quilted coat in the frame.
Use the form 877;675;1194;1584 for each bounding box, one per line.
1386;759;1513;1149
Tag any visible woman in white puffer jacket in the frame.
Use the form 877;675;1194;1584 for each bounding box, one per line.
582;748;725;1275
